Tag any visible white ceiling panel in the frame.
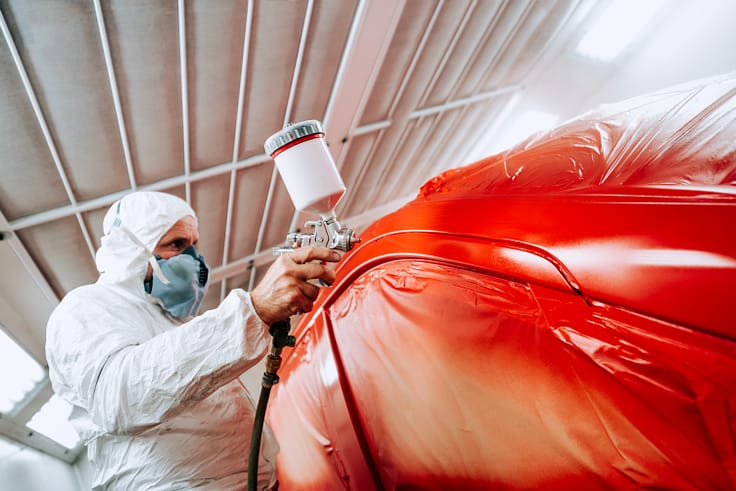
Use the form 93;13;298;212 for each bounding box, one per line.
3;0;129;201
238;0;310;158
485;0;579;87
289;0;357;122
15;216;98;300
227;163;273;260
80;205;109;252
101;0;185;185
261;179;296;255
191;174;231;266
422;0;506;108
0;37;69;219
186;0;248;171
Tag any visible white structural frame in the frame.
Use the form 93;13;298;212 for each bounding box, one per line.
248;0;315;291
221;0;255;301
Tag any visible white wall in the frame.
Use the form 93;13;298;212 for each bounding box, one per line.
0;366;267;491
584;0;736;108
481;0;736;157
0;437;85;491
72;447;93;489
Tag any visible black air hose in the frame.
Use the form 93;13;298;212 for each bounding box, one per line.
247;319;294;491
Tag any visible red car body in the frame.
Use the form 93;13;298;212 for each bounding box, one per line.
267;74;736;490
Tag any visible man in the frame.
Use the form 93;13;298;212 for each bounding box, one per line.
45;191;340;490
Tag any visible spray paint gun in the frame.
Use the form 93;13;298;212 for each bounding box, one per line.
276;215;356;253
248;120;359;491
262;119;359;353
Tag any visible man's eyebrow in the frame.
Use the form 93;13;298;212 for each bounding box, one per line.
173;233;199;242
162;235;189;244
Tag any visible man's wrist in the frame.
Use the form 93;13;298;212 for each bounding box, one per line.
247;291;271;326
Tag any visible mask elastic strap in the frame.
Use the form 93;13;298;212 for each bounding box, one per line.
110;205;171;285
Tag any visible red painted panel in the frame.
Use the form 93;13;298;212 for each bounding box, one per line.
267;311;375;490
267;74;736;489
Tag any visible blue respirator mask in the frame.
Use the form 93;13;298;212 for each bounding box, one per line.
144;246;210;319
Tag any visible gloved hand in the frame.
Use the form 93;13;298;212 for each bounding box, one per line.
251;246;342;325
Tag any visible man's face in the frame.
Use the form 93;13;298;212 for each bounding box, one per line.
146;215;199;280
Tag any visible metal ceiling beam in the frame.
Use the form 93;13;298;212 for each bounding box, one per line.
286;0;493;247
94;0;137;190
0;10;71;207
347;85;519;137
373;0;475;202
0;412;80;464
416;0;479;110
249;167;279;293
10;377;53;425
388;1;444;118
392;0;511;187
250;0;314;290
7;79;512;235
410;86;519;119
178;0;192;204
457;1;584;169
352;119;391;136
374;0;480;203
340;0;445;213
401;0;531;185
210;248;273;286
398;87;522;187
0;6;97;262
284;0;313;126
284;0;406;236
8;154;270;231
470;2;536;97
452;0;592;172
221;0;255;302
0;213;58;313
322;0;406;169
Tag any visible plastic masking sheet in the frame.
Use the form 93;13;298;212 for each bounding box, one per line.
421;72;736;196
267;72;736;490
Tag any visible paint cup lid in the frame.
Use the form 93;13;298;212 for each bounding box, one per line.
264;120;325;156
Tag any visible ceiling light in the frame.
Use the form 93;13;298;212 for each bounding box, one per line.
576;0;667;61
0;328;45;413
27;395;80;450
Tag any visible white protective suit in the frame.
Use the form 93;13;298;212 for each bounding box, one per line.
45;191;278;490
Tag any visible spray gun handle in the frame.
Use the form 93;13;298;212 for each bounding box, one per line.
269;319;296;349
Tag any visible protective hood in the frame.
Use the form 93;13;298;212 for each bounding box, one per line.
95;191;196;287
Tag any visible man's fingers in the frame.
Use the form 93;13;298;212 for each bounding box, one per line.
298;281;320;302
251;247;343;324
288;246;342;265
293;261;334;282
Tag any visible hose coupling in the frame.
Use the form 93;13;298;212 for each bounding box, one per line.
265;353;282;375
